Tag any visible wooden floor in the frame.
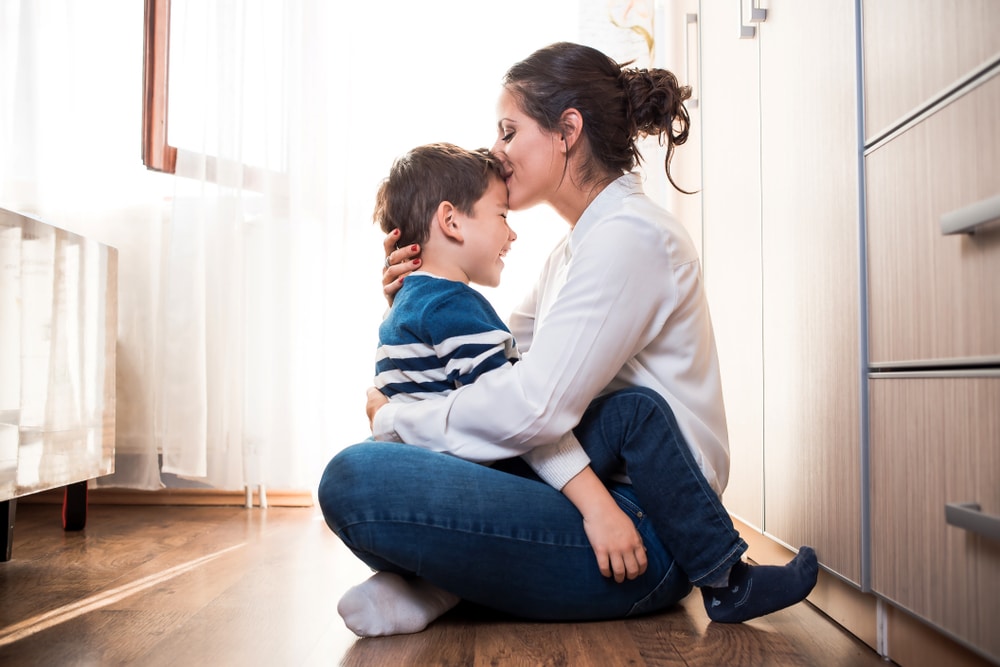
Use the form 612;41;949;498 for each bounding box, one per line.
0;502;891;666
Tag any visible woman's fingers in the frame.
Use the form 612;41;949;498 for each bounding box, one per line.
382;228;400;262
380;229;421;305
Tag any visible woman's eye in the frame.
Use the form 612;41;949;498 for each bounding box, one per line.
501;131;514;143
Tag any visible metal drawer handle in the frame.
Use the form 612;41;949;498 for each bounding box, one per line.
940;192;1000;235
945;502;1000;542
739;0;767;39
685;13;700;109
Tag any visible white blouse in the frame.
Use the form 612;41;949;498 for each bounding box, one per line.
373;172;731;495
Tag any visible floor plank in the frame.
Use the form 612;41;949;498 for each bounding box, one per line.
0;503;890;666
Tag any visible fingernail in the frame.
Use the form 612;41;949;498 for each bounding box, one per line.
392;229;400;236
411;245;419;252
413;259;421;266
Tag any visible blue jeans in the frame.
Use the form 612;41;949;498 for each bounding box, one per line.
318;387;745;621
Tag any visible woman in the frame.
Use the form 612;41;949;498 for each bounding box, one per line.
319;42;817;637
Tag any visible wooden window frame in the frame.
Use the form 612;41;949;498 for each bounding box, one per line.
141;0;176;173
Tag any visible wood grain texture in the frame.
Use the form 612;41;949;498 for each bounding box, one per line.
758;0;862;583
0;504;887;666
862;0;1000;141
866;72;1000;366
870;375;1000;663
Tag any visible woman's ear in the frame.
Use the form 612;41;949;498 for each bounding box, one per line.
559;108;584;152
435;201;464;242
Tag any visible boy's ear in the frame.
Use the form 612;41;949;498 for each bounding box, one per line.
559;108;584;153
435;201;464;242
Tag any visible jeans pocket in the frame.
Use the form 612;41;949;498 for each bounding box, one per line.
608;483;646;524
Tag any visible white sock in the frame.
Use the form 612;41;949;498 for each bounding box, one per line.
337;571;460;637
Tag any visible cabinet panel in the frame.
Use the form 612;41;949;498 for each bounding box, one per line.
759;0;862;584
862;0;1000;141
870;375;1000;663
698;0;763;528
0;209;117;502
866;72;1000;367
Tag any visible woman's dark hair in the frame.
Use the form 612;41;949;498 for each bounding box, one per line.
503;42;692;193
373;143;506;247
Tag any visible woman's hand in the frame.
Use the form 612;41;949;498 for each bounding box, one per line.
382;229;421;305
366;386;389;432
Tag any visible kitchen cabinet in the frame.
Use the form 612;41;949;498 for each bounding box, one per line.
699;0;862;584
863;1;1000;660
699;0;764;531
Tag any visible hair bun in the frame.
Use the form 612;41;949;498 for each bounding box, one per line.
621;66;691;142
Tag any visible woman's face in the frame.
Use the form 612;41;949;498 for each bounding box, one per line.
491;89;565;212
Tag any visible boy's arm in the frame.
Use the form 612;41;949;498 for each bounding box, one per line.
518;427;647;581
560;465;648;583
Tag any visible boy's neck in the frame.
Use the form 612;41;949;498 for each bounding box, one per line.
414;256;469;285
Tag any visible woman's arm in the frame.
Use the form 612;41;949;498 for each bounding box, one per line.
372;215;676;464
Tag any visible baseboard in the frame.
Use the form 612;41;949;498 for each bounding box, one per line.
730;516;878;649
19;487;315;508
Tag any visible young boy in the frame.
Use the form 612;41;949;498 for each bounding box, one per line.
337;143;646;636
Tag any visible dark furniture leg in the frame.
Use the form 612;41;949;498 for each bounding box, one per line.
2;498;15;562
62;481;88;532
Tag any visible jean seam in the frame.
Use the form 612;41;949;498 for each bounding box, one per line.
626;560;690;617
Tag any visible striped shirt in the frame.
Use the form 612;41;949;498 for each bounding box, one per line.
375;273;519;403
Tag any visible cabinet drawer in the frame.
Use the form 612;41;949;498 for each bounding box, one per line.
866;72;1000;367
870;374;1000;662
863;0;1000;140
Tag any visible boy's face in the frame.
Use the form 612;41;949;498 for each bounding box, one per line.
458;177;515;288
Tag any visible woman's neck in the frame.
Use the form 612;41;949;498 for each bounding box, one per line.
549;172;620;227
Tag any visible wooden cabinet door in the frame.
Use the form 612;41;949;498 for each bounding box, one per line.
698;0;764;529
866;72;1000;368
870;374;1000;663
862;0;1000;141
757;0;863;585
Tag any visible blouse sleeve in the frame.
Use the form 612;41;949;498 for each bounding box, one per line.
372;214;676;469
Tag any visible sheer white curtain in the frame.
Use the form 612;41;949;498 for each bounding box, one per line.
1;0;659;493
153;1;350;491
1;0;173;490
155;0;587;492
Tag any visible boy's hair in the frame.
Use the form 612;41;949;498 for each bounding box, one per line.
373;143;506;247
